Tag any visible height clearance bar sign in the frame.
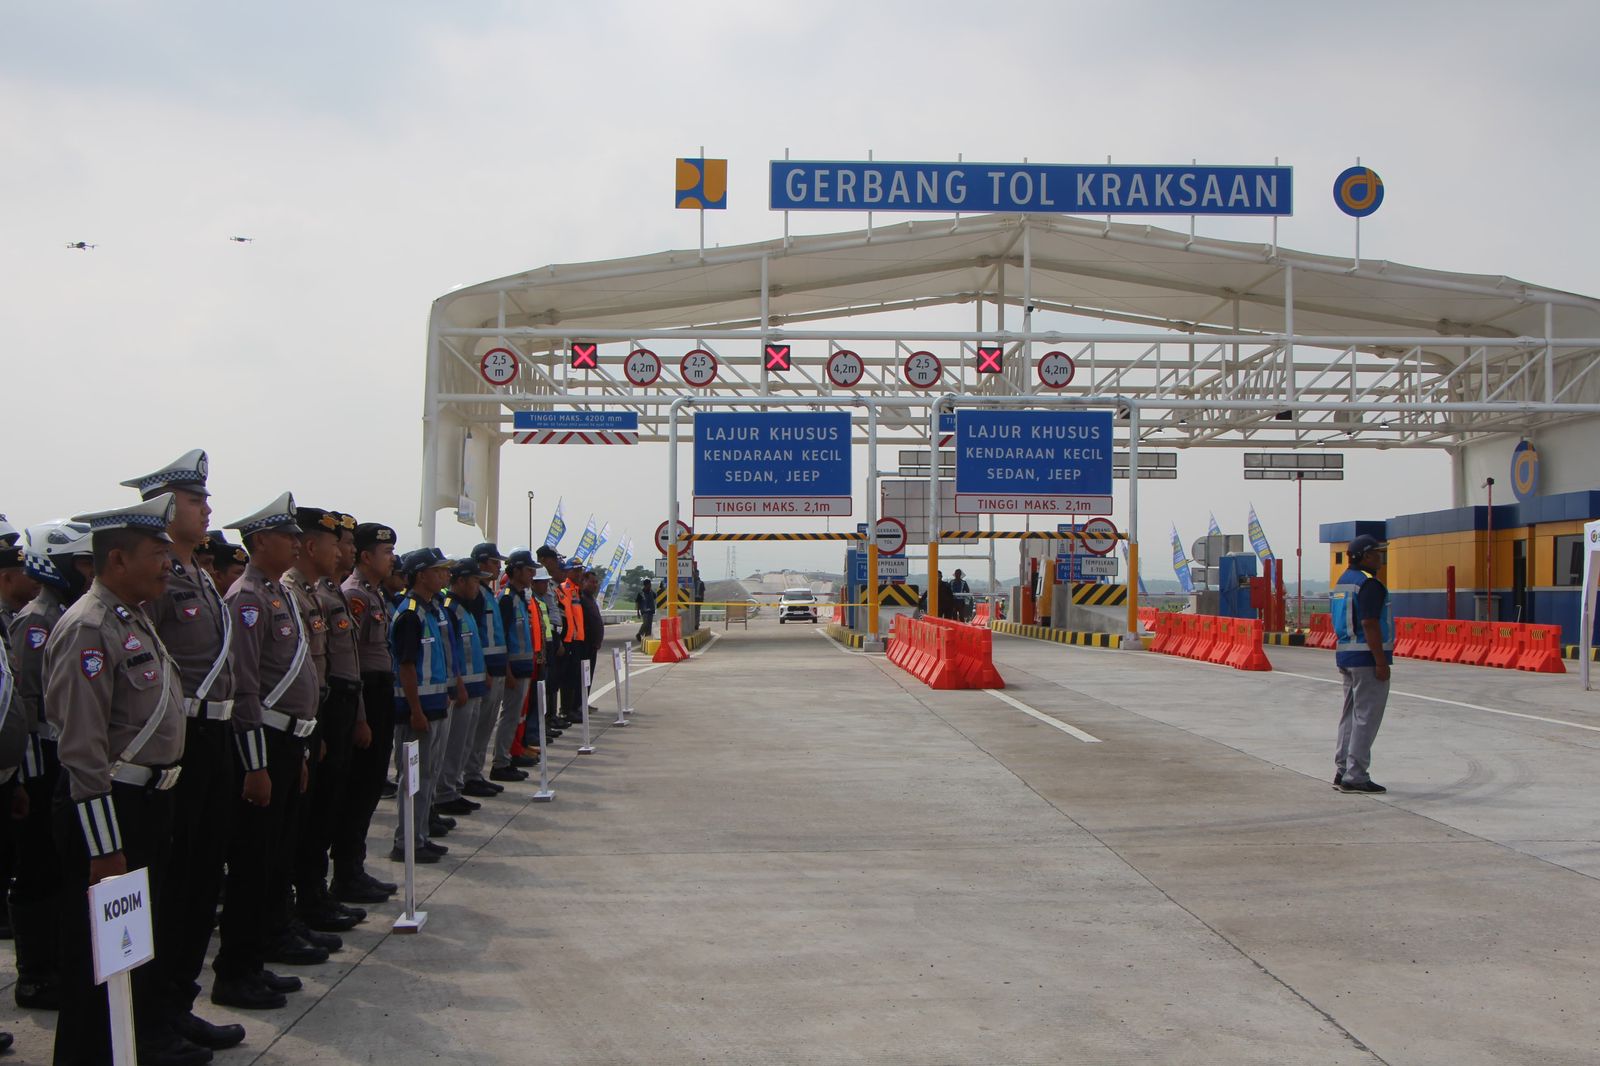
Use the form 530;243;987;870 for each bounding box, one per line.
953;410;1113;515
694;412;852;517
771;161;1293;216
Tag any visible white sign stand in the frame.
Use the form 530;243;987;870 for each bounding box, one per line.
532;681;555;802
90;867;154;1066
621;644;636;717
392;739;427;933
611;649;630;726
577;660;595;754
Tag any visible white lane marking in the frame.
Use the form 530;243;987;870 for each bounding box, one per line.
586;661;668;705
1274;669;1600;735
983;688;1102;743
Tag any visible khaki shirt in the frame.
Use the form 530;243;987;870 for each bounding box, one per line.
8;585;69;738
45;582;185;802
145;554;234;701
0;606;29;770
316;578;360;684
226;564;318;729
341;572;393;676
283;568;329;693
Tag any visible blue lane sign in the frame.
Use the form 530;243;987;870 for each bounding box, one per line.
771;161;1293;216
694;412;852;517
513;411;638;432
953;410;1114;515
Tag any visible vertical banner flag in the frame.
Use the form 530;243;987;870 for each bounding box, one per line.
544;499;566;550
1207;513;1223;537
599;540;627;593
1247;504;1276;562
1122;541;1150;598
1171;524;1196;594
591;522;612;563
571;515;599;563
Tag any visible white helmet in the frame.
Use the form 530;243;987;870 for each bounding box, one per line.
0;513;16;547
24;520;93;587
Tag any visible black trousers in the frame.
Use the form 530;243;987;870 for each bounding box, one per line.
13;739;62;985
635;613;653;639
156;716;234;1014
331;673;394;882
52;777;174;1066
556;646;584;723
295;681;358;902
212;729;303;980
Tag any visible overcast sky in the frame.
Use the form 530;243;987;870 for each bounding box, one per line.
5;1;1597;584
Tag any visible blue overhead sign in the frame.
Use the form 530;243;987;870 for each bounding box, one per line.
694;412;852;517
513;410;638;432
771;161;1293;216
953;409;1114;515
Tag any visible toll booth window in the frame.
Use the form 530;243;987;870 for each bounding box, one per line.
1334;552;1344;566
1553;534;1582;587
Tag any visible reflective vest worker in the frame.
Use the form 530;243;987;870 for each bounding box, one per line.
1328;533;1393;795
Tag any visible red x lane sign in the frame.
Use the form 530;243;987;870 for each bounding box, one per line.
764;343;792;371
975;344;1003;374
570;342;598;370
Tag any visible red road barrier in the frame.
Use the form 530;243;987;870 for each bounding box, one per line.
1151;612;1272;673
971;603;992;627
1313;616;1564;674
652;616;690;663
1307;614;1336;650
1517;625;1567;673
1459;622;1491;666
888;614;1004;689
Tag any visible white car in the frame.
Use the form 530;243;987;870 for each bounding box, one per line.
778;587;819;623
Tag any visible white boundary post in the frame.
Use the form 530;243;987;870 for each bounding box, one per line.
621;643;635;717
578;659;595;754
611;648;630;726
393;739;427;933
532;680;555;801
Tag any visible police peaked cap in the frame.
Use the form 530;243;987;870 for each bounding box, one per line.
72;494;177;543
227;492;300;537
354;523;397;552
202;530;249;567
121;449;210;500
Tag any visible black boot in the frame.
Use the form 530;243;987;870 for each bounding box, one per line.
9;900;59;1010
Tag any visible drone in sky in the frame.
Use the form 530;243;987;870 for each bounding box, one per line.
228;236;253;243
65;241;96;250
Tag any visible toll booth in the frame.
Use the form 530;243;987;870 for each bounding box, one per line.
1217;552;1258;618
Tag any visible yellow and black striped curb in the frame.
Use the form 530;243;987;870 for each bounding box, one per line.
825;623;866;649
1263;631;1308;647
877;584;920;607
1068;582;1127;606
1564;644;1600;662
682;627;713;652
690;532;862;542
991;620;1122;648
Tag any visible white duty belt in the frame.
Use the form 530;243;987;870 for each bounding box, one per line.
110;763;181;790
183;698;234;720
260;707;317;738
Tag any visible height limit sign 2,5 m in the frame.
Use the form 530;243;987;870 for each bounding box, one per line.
953;409;1114;515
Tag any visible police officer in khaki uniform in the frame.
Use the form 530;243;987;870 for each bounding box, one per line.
331;524;399;903
119;452;246;1051
46;494;211;1066
198;531;248;596
289;508;366;932
210;494;322;1011
0;539;31;1058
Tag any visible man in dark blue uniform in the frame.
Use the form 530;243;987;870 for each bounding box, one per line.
1330;534;1393;794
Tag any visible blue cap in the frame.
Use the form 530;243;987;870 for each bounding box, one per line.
1348;534;1385;557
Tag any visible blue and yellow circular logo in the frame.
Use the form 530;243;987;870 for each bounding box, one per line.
1511;440;1539;503
1333;166;1384;218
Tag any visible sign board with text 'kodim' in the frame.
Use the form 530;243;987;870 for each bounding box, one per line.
694;412;852;517
954;410;1113;515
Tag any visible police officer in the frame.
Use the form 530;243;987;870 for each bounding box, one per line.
10;519;94;1012
389;549;458;862
46;494;211;1066
1331;534;1394;795
199;531;248;595
119;452;246;1051
287;508;366;934
331;523;399;903
460;544;508;799
0;539;31;1057
211;494;322;1011
487;551;536;782
435;561;489;817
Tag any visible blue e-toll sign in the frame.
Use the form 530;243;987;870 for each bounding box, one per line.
953;409;1113;515
513;410;638;432
694;412;852;517
771;161;1293;216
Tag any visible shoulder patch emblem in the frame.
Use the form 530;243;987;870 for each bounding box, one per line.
270;599;283;609
181;605;201;619
335;617;351;630
81;649;106;678
278;624;293;637
142;668;159;682
349;599;365;616
311;617;327;632
240;606;260;628
25;626;47;649
113;605;133;622
123;634;143;652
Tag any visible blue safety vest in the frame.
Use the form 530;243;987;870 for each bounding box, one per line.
1330;567;1393;669
501;588;535;678
443;594;488;697
390;596;451;718
470;590;508;675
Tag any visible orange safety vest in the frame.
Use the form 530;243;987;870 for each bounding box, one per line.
529;596;545;653
559;580;585;644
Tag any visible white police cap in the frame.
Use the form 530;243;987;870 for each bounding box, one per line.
120;449;210;499
0;513;17;546
72;494;177;543
226;492;301;537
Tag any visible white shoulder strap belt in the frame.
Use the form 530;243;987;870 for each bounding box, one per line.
263;584;311;710
192;568;233;702
116;623;178;767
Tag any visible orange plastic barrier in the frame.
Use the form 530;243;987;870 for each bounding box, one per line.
1484;624;1522;669
1517;624;1567;673
1307;614;1336;650
887;614;1004;689
971;603;992;626
1151;612;1272;672
652;616;690;663
1459;622;1491;666
1435;620;1468;664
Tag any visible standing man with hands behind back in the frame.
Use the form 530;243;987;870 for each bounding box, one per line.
1331;534;1394;795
